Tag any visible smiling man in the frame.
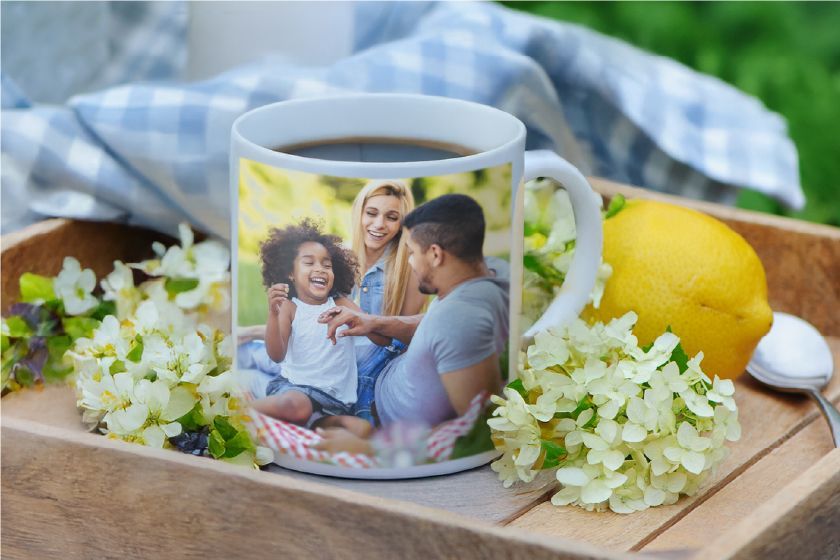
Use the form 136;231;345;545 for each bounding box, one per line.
318;194;509;438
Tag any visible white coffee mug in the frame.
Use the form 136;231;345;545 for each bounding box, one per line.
230;93;602;343
230;94;602;478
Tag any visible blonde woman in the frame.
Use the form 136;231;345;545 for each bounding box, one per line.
349;179;426;423
351;179;424;318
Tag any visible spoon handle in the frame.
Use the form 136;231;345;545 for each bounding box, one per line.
807;389;840;448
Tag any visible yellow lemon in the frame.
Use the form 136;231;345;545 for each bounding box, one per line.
585;199;772;379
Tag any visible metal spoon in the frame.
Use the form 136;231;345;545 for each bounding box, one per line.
747;311;839;447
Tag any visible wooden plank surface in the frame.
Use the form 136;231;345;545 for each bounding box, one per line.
276;464;552;524
506;337;840;552
694;449;840;560
1;416;627;560
643;411;839;553
1;383;552;525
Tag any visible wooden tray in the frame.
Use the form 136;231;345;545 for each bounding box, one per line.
3;181;839;559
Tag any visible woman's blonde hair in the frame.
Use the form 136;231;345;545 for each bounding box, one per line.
351;179;415;317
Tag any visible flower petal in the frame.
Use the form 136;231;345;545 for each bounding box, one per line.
581;480;612;504
556;467;590;487
160;386;198;421
622;423;647;443
143;425;167;448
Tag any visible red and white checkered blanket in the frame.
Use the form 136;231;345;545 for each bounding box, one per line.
245;391;491;469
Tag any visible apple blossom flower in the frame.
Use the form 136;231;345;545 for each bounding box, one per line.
54;257;98;315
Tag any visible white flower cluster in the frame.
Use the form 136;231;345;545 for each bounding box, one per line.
114;223;231;317
64;226;271;467
489;312;741;513
522;179;612;333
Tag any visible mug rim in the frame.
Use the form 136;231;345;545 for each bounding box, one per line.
231;93;527;175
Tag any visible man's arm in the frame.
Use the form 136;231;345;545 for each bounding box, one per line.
319;306;423;345
439;353;502;416
369;313;423;345
334;297;391;347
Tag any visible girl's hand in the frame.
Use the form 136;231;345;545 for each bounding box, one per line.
268;283;290;315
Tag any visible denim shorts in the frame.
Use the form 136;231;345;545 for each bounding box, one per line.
265;374;353;418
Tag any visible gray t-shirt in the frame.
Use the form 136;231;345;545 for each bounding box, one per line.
374;274;509;426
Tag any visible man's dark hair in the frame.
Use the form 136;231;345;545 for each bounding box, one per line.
402;194;485;262
259;218;358;298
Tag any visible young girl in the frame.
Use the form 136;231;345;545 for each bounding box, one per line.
250;219;385;436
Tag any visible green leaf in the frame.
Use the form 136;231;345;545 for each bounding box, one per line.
90;300;116;321
165;278;200;296
213;416;239;441
222;430;255;458
35;318;60;337
605;194;627;219
2;341;28;390
46;335;72;361
540;439;567;470
671;343;690;373
13;364;37;388
42;356;73;383
126;336;144;363
208;430;226;459
524;222;550;237
665;326;690;373
523;254;566;286
62;317;101;340
450;407;495;460
506;378;528;399
1;362;11;392
19;273;55;303
554;397;593;420
177;403;206;432
109;360;127;375
1;335;9;354
4;316;32;338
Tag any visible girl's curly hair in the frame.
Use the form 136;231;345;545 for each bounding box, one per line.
259;218;358;299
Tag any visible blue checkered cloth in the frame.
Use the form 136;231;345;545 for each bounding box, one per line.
1;2;803;238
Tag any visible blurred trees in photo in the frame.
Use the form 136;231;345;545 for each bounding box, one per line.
504;1;840;225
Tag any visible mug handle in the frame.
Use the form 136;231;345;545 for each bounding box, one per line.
520;150;603;342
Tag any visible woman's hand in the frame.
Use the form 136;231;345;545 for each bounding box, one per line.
267;283;290;315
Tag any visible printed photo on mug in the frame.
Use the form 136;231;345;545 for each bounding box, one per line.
234;159;514;477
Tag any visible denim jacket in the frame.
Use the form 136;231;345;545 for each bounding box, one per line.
352;253;387;316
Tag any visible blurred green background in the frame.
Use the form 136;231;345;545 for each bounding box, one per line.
503;1;840;226
237;160;513;326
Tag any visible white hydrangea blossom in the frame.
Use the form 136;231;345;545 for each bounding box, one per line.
490;313;741;513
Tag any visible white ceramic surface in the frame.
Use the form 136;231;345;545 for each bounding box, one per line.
273;449;501;480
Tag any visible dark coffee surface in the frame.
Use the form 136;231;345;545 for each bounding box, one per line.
274;137;477;163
